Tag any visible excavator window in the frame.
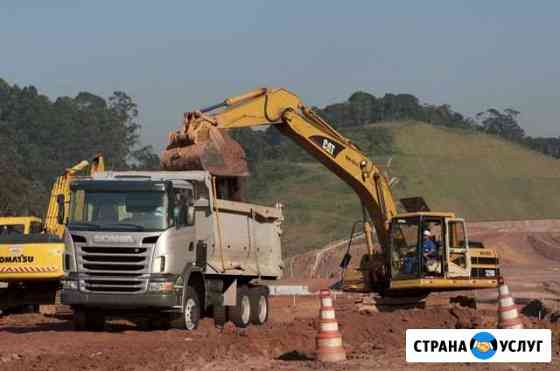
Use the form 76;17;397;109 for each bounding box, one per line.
390;217;420;278
447;219;468;273
0;224;24;236
30;222;43;234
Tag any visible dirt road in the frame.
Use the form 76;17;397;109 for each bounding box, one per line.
1;296;558;370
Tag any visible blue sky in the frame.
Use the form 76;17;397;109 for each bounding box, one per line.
2;1;559;150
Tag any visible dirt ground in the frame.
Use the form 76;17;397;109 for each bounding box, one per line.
1;223;560;370
0;296;558;370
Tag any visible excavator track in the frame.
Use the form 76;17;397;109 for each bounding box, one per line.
352;292;478;313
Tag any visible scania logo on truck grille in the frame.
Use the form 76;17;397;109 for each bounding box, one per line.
0;255;35;263
92;234;135;244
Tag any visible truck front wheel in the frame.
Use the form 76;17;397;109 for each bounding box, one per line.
73;308;105;331
228;287;251;328
183;287;201;330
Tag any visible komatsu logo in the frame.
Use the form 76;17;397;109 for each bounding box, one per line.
406;329;551;363
0;255;35;263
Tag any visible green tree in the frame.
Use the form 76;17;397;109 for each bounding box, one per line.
0;79;157;216
476;108;525;142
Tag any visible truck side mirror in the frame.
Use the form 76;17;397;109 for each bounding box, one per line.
56;195;65;225
186;204;195;226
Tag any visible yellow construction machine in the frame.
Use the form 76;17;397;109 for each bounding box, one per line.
0;155;104;313
162;87;499;295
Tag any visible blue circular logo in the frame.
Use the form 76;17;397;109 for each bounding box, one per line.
470;332;498;360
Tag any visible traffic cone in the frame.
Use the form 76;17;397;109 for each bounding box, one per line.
497;276;523;329
316;289;346;362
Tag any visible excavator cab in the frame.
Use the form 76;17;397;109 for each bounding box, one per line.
387;212;494;291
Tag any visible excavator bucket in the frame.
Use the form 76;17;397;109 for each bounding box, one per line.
161;126;249;177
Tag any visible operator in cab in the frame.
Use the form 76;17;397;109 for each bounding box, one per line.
422;230;441;275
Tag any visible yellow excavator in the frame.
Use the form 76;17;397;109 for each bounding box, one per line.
162;87;499;295
0;155;104;313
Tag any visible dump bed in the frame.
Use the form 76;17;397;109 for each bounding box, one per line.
201;199;284;279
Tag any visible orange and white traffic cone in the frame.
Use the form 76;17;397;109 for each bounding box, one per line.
497;276;523;329
316;289;346;362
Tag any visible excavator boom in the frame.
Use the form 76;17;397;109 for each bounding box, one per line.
163;88;397;250
163;87;500;294
44;154;105;237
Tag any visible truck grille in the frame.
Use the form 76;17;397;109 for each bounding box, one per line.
76;244;153;294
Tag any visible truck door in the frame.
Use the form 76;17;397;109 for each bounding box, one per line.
445;218;471;278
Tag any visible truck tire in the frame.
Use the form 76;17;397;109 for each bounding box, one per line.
73;308;105;331
228;286;251;328
213;304;227;328
249;288;269;325
150;316;171;330
170;286;200;331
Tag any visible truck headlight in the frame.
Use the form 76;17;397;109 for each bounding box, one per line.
148;281;174;292
153;256;166;273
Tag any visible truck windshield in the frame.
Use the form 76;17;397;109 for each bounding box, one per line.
68;190;170;232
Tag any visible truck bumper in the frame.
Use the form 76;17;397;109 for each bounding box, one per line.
61;288;179;309
61;273;182;309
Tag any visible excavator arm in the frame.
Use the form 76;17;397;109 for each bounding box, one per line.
44;154;105;237
163;88;397;250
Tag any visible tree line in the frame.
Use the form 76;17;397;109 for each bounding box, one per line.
2;79;558;215
232;90;560;168
0;79;159;216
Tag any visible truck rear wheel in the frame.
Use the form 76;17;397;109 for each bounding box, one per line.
228;286;251;328
249;289;269;325
213;304;227;328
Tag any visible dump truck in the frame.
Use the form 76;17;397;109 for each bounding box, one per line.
0;155;104;314
61;170;283;330
161;87;500;296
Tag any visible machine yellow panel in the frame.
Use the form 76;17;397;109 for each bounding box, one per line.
0;242;64;280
